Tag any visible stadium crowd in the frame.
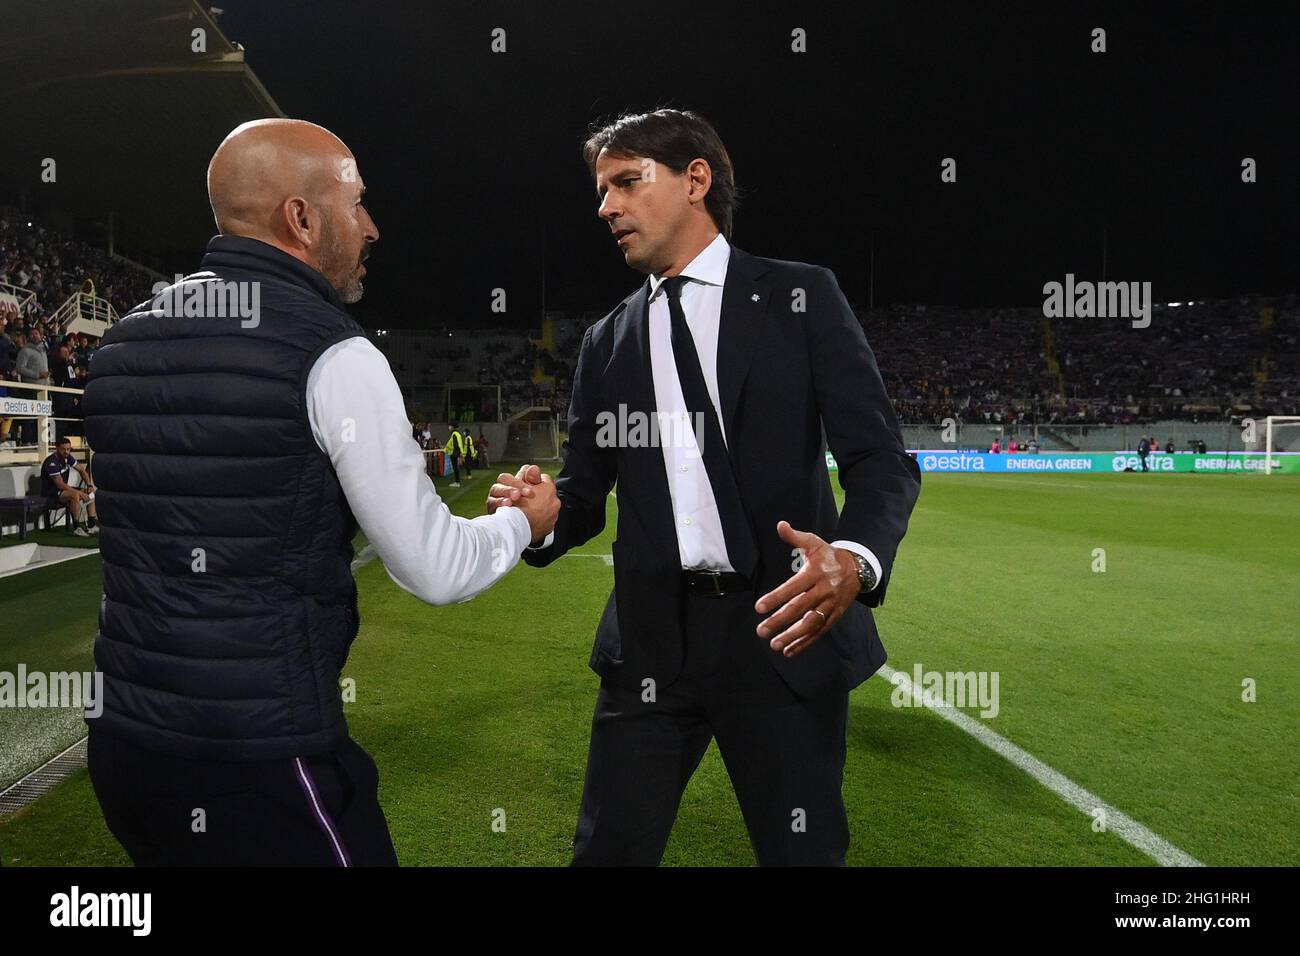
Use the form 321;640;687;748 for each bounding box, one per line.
2;212;1296;438
441;298;1298;425
0;211;162;443
0;210;159;319
862;296;1299;425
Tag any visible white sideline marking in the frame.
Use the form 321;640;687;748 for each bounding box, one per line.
878;664;1204;867
564;553;614;566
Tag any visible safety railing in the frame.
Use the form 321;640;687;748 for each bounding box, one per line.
48;291;118;339
0;379;89;465
0;281;39;320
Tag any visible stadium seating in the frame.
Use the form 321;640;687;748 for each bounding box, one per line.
3;209;1296;430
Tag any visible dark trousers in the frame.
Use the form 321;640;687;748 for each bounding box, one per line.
450;453;461;483
572;585;851;866
87;726;398;866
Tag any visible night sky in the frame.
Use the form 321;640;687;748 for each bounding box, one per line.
203;1;1296;329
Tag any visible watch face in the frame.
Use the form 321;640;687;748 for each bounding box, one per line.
857;555;876;590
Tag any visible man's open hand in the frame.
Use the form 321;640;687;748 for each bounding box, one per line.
754;520;860;658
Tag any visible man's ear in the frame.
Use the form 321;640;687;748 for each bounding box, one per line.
686;158;713;206
283;196;315;249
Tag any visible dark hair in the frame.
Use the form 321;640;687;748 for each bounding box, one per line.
57;436;71;446
583;109;738;239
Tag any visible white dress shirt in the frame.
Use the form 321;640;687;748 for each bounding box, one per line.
647;232;734;569
305;335;532;605
538;233;881;588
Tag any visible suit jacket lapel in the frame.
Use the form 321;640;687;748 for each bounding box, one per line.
716;247;769;443
612;279;654;413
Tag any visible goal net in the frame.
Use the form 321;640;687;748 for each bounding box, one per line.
1264;416;1300;474
505;408;560;462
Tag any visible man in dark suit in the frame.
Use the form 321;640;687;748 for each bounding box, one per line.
490;109;920;866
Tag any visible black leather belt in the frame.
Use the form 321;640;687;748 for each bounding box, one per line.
681;569;751;598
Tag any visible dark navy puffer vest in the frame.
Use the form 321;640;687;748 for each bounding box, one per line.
83;235;365;759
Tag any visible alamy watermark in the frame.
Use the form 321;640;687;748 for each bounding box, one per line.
595;404;706;455
890;663;1000;719
150;275;261;327
0;666;103;718
49;886;150;936
1042;273;1152;329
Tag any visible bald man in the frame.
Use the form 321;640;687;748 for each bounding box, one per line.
82;119;558;866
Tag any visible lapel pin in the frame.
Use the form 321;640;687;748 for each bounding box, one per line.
750;293;760;301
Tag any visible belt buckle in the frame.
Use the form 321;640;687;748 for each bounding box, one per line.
695;569;725;598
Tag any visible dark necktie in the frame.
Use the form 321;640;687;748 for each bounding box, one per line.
660;275;758;576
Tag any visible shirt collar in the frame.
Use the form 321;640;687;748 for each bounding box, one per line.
198;234;347;309
648;233;730;300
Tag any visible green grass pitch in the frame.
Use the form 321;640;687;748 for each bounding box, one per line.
1;469;1296;866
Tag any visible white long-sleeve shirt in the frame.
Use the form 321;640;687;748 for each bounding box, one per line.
305;335;531;605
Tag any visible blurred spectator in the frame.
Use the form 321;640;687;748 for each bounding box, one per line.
50;341;81;439
14;327;49;445
0;315;16;376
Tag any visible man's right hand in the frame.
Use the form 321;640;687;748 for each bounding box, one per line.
487;464;556;545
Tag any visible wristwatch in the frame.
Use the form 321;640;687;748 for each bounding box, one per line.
849;552;877;593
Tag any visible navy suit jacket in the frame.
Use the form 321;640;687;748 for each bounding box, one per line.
523;246;921;698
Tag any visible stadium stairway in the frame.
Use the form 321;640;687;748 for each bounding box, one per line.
1039;427;1080;451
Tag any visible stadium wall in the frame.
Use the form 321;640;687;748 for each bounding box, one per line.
827;451;1300;475
900;420;1286;454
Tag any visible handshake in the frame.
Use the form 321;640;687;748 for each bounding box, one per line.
486;464;560;547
